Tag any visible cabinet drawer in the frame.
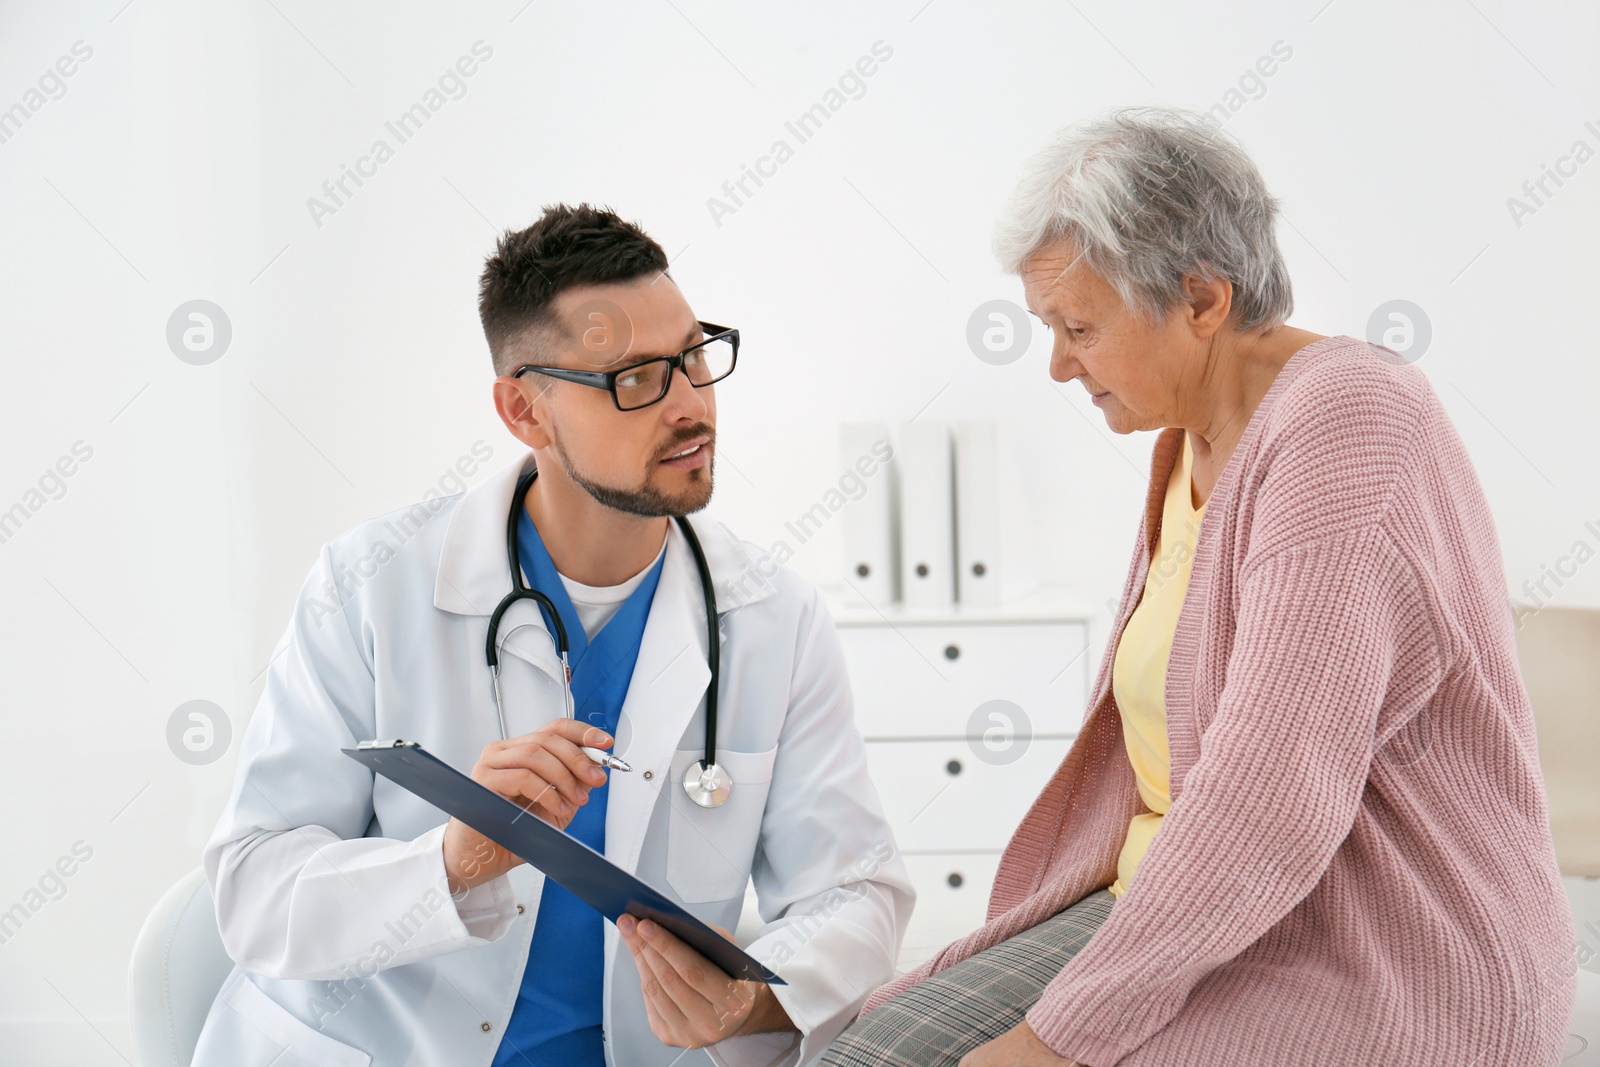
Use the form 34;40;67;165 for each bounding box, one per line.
898;853;1002;970
838;622;1088;739
866;737;1073;853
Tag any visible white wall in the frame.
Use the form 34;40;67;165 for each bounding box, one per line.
2;0;1597;1061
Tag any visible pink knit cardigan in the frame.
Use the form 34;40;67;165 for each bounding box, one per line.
859;335;1577;1065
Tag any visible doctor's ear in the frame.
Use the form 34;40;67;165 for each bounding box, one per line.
492;374;556;451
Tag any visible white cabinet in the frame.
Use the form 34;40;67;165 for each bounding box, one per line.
839;619;1090;739
832;603;1092;970
863;738;1075;852
899;853;1002;970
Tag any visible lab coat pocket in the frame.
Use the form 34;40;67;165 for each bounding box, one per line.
665;744;777;904
217;971;372;1067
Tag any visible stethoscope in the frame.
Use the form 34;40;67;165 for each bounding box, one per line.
485;468;732;808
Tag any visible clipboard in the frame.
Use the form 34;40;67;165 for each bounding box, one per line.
342;739;784;986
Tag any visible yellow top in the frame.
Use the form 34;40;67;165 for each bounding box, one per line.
1108;432;1206;900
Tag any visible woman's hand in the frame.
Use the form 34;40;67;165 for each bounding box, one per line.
958;1021;1083;1067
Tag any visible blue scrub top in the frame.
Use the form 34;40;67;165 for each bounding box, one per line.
493;509;666;1067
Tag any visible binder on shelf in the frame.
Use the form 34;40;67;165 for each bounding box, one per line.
898;420;955;610
954;420;1003;607
839;422;899;609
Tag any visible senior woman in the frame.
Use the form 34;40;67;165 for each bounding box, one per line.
822;107;1575;1066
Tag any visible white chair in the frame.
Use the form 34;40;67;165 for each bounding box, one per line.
1516;606;1600;878
128;868;235;1067
1570;970;1600;1063
1515;606;1600;1061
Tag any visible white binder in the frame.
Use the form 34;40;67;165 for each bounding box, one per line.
954;420;1002;606
839;422;899;609
898;420;955;609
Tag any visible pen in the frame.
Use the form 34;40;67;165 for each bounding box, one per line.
581;747;632;772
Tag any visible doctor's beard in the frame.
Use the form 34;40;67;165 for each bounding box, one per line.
547;423;715;518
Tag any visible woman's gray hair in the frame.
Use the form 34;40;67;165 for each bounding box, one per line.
992;106;1293;331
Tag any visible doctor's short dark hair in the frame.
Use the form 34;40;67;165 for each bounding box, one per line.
477;202;670;376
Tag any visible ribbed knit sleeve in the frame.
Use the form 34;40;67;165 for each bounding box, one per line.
1025;522;1445;1065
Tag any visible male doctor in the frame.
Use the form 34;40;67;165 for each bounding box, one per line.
191;203;911;1067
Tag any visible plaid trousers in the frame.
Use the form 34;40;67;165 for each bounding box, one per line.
820;888;1118;1066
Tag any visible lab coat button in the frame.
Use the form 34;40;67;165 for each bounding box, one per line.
516;904;525;914
481;1022;492;1032
643;770;654;780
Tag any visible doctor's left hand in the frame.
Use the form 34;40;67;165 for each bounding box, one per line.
616;915;796;1048
957;1021;1083;1067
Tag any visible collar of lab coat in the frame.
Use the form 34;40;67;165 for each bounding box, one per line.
433;448;778;653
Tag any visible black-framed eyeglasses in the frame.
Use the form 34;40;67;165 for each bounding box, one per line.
514;321;739;412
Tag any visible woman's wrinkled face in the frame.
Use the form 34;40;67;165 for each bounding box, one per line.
1021;239;1194;435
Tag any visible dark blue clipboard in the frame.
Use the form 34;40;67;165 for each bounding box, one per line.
342;740;784;986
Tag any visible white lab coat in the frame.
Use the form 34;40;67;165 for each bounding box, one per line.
191;451;913;1067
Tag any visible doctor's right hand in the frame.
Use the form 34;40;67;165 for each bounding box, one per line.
443;721;615;894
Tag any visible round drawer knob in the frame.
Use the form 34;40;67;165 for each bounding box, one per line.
943;644;960;661
947;872;964;888
945;759;962;776
972;562;986;577
856;563;870;577
915;563;930;578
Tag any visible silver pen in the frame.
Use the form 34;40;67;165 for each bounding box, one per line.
581;747;632;772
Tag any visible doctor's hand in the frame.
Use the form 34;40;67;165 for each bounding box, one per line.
958;1021;1083;1067
442;721;615;894
617;915;796;1049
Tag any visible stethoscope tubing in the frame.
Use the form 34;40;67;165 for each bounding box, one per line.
485;467;722;793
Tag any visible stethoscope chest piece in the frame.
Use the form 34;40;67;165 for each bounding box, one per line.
683;760;732;808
